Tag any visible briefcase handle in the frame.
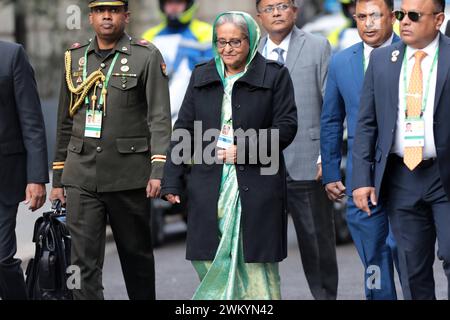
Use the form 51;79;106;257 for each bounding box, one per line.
51;200;66;216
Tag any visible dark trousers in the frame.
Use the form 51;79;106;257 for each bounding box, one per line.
66;186;155;300
385;155;450;300
346;197;399;300
0;202;27;300
287;178;338;300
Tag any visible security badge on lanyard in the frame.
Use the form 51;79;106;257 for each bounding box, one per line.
403;118;425;147
85;109;103;138
217;119;234;150
82;45;121;139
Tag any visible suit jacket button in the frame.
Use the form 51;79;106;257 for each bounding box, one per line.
72;146;76;151
238;166;245;171
242;186;249;192
96;146;102;153
235;104;241;109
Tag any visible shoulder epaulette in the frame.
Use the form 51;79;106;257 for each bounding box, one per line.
68;41;90;51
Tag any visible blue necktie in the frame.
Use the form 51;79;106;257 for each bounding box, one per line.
273;47;285;64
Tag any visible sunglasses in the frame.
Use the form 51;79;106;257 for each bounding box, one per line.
394;10;441;22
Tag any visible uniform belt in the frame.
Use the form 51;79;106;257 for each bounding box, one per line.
390;154;437;169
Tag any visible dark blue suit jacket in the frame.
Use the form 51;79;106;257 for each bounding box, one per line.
0;41;48;205
352;33;450;199
321;34;400;195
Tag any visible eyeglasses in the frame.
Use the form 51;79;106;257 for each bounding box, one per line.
353;12;384;23
260;3;292;15
216;38;247;49
394;10;441;22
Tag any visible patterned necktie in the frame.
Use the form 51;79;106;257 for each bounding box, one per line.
273;47;285;64
404;50;427;171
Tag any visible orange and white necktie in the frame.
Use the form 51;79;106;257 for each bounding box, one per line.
404;50;427;171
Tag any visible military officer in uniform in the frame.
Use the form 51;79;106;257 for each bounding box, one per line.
50;0;171;300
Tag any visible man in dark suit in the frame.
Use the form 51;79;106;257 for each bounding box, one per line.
0;41;49;300
321;0;402;300
352;0;450;299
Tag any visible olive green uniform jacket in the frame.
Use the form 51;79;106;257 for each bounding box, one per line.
52;33;171;191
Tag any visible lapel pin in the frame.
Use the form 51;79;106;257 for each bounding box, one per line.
391;50;400;62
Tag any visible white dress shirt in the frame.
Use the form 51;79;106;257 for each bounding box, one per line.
264;31;292;62
392;34;440;159
363;33;394;71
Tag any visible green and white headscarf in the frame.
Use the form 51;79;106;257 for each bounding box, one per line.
212;11;261;83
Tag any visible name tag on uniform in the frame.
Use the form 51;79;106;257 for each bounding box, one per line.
404;118;425;147
217;121;234;150
84;110;103;139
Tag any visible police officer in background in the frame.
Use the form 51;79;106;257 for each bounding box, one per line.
50;0;171;300
328;0;361;51
142;0;212;124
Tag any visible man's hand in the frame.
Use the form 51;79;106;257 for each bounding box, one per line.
315;163;323;181
24;183;46;211
147;179;161;198
217;145;237;164
49;187;66;205
325;181;346;202
165;194;181;205
353;187;377;216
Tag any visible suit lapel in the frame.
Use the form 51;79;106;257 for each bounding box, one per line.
389;42;406;111
350;43;364;91
285;27;305;72
258;36;267;55
434;34;450;113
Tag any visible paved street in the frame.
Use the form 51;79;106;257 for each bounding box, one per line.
15;183;447;300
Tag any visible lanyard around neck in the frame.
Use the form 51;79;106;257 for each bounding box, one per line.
83;43;120;107
402;46;439;119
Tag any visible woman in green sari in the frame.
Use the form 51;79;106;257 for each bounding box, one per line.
162;11;297;300
192;12;279;300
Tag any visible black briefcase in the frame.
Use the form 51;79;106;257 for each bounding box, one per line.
25;200;73;300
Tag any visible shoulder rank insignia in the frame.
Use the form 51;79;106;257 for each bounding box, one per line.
161;62;168;77
139;39;150;46
71;42;82;49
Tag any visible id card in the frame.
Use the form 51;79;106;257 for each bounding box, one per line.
404;118;425;147
84;110;103;139
217;121;234;150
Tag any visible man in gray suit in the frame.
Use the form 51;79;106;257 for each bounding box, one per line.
257;0;338;299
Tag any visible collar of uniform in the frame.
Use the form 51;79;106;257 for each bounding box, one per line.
88;33;132;56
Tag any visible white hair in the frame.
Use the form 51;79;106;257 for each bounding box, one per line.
215;13;249;39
